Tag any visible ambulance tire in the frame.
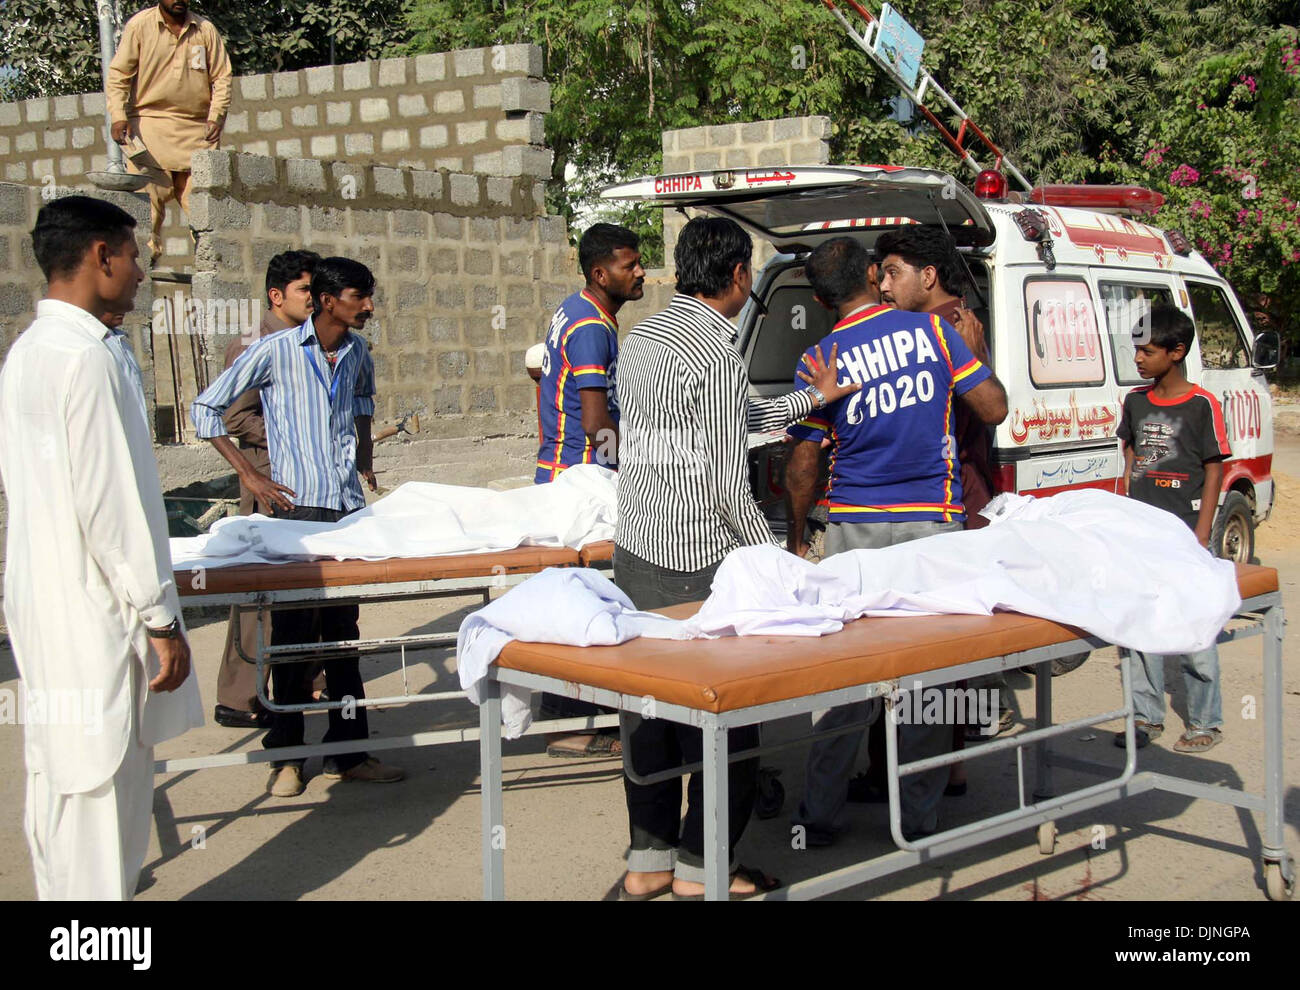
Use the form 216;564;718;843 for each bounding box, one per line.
1211;492;1255;564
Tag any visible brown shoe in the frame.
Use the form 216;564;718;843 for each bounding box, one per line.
323;757;404;783
267;765;305;797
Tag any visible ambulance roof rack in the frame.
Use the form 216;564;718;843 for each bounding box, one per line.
822;0;1033;192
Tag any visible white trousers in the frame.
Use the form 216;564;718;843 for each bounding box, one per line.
24;723;154;901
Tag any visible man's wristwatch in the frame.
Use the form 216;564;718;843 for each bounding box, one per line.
146;618;182;640
807;385;827;409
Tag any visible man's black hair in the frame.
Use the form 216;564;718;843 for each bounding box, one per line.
875;226;962;297
265;249;321;307
674;217;752;297
1135;305;1195;360
31;195;136;281
310;256;376;312
578;223;639;281
805;237;874;310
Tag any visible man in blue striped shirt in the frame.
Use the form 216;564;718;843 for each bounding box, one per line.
191;257;403;797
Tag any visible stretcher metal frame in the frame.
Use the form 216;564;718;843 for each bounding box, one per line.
161;547;617;775
478;590;1294;901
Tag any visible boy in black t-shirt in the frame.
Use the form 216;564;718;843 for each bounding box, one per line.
1114;307;1232;753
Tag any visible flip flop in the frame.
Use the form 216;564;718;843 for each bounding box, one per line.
1173;727;1222;754
618;880;672;901
671;864;782;901
546;733;622;759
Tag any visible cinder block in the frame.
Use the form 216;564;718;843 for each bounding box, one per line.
789;139;829;164
69;125;95;150
487;43;543;77
433;213;463;239
54;95;79;120
433;91;465;115
398;94;428;117
419;124;448;149
756;146;786;167
305;65;337;95
501;252;529;276
30;157;53;179
538;215;568;244
235;152;277;188
724;148;753;168
191;149;232;191
0;136;9;155
188;194;251;231
381;129;411;152
309;205;344;231
343;62;375;91
276;138;303;158
272;72;301;99
42;129;67;150
0;103;19;127
241;139;270;155
676;126;707;150
414;53;446;83
772;117;803;141
240;75;268;101
326;101;352;126
472;152;503;174
502;216;532;241
81;92;107;117
707;124;737;148
808;116;832;139
429;248;458;274
692;151;721;170
378;58;409;87
311;135;338;159
495;112;545;145
500;77;550;113
256;109;283;131
741;120;772;144
290;104;319;128
260;203;300;234
469;216;497;242
473;84;501;109
359;98;391;123
486;177;513;206
4;162;26;181
223;111;248;135
449;173;480;207
350;209;386;235
344;133;374;156
474;351;505;379
373;166;408;198
661;153;692;172
393;211;427;239
468;387;498;412
0;183;29;224
431;385;463;414
433;156;463;172
24;98;50;123
456;121;487;145
453;48;486;77
500;145;553;177
412;169;443;201
286;158;326;192
506;282;536;308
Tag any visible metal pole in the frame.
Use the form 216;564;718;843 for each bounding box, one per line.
96;0;126;173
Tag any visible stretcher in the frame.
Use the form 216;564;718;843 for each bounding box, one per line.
478;563;1294;900
161;541;616;774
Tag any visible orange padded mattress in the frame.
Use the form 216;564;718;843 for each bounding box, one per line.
494;564;1278;714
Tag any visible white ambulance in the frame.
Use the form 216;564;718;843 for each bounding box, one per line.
602;165;1279;562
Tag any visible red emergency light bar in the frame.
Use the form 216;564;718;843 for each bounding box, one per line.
1028;184;1165;216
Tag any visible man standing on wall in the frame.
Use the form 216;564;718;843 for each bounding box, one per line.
211;249;322;729
534;223;644;757
192;257;401;798
107;0;233;264
0;196;203;899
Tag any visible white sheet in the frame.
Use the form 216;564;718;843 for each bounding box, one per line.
459;489;1243;731
169;464;617;570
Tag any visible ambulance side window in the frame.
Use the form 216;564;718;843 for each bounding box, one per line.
746;286;836;384
1023;276;1105;388
1186;282;1250;370
1098;281;1174;386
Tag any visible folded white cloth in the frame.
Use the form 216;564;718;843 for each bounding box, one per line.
461;489;1242;729
456;567;681;737
170;464;617;570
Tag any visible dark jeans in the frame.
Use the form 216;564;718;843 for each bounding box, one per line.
262;505;369;773
613;545;759;881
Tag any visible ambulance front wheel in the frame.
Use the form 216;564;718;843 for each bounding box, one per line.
1212;492;1255;564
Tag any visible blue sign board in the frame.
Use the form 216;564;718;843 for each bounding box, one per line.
875;3;926;89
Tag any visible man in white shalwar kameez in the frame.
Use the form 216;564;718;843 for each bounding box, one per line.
0;195;203;900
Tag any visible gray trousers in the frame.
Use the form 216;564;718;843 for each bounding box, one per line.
795;519;963;838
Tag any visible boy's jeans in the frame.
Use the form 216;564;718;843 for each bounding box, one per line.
1129;646;1223;731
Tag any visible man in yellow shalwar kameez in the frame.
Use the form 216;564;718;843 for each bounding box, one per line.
107;1;232;264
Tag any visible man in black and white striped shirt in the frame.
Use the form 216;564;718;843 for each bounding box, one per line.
614;216;857;900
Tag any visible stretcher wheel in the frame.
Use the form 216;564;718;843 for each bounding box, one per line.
1264;860;1294;901
754;767;785;820
1037;822;1057;855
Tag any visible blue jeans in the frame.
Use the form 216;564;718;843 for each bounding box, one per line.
1130;647;1223;731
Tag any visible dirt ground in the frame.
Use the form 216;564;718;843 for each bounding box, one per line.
1;446;1297;902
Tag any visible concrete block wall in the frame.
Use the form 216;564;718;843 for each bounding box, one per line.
0;44;552;271
613;115;833;331
188;149;573;432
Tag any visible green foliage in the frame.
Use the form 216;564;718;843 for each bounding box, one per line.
0;0;411;102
